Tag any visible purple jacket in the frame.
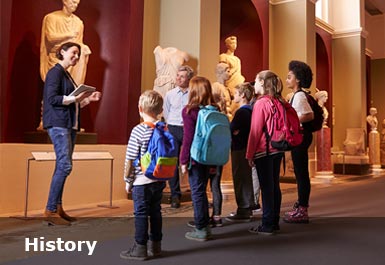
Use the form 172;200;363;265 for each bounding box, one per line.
180;106;199;165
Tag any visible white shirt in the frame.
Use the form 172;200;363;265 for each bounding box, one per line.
291;91;313;118
163;86;189;126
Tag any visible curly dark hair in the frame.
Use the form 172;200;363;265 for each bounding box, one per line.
288;60;313;88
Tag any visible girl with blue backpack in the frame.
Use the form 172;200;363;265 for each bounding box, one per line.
180;76;224;241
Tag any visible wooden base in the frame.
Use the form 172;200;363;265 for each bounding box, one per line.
333;163;370;175
24;131;97;144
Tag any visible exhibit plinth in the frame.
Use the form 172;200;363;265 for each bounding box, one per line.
368;130;381;169
315;127;334;180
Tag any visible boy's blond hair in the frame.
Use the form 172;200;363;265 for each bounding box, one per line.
235;82;254;102
139;90;163;116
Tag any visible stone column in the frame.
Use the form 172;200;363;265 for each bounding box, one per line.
368;130;381;171
315;127;334;180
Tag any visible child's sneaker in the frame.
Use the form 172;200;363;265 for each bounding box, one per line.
185;227;212;241
284;201;299;217
120;242;148;260
225;214;251;223
248;225;274;235
210;217;223;227
283;206;309;223
148;240;161;257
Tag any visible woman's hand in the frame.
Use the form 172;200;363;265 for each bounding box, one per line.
89;91;102;102
75;91;92;102
248;158;255;168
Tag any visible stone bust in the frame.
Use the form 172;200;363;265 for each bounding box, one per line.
366;107;378;132
314;89;329;127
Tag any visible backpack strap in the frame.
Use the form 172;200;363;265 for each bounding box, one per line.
133;121;157;167
240;104;252;112
142;121;156;129
262;98;276;156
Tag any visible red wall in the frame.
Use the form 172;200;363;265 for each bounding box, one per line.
1;0;143;144
220;0;268;83
316;27;333;125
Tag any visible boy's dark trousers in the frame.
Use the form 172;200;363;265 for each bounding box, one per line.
132;181;166;245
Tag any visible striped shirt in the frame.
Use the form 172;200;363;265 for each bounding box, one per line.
124;123;157;186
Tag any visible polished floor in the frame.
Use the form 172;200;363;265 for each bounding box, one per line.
1;174;385;265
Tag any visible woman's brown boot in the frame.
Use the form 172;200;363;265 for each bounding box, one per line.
43;209;71;226
57;204;77;222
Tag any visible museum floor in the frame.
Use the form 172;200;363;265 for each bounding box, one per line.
1;173;385;265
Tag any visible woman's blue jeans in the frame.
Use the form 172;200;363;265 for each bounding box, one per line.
46;127;76;212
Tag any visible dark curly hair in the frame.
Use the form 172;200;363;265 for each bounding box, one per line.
288;60;313;89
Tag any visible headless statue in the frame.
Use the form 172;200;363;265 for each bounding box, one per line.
153;46;189;98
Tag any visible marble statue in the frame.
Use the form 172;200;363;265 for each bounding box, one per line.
366;107;378;131
153;45;189;98
211;62;232;119
343;128;366;155
315;89;329;127
219;36;245;96
38;0;90;130
40;0;91;85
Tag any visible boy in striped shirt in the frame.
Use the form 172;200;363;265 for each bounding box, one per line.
120;90;166;260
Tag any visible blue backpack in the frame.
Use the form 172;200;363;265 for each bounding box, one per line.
140;122;178;181
190;105;231;165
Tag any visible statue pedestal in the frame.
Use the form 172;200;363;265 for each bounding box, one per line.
315;127;334;180
368;130;381;169
380;130;385;167
333;154;370;175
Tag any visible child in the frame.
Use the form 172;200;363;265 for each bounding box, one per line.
284;60;314;223
226;82;255;222
246;70;285;235
120;90;166;260
186;81;228;229
180;76;220;241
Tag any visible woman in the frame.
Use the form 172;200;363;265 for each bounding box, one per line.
43;42;101;225
246;70;284;235
180;76;220;241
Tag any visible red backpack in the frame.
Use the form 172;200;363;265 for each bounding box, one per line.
264;97;303;152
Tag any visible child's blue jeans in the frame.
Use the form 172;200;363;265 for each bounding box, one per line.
132;181;166;245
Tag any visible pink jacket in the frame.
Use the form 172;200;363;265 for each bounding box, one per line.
246;96;281;160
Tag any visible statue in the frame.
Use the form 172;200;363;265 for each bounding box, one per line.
219;36;245;96
211;63;232;119
366;107;378;131
38;0;91;130
153;46;189;98
314;89;329;127
40;0;91;85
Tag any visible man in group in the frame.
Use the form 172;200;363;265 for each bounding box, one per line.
163;65;194;208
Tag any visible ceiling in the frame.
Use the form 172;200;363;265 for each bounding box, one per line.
366;0;385;16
